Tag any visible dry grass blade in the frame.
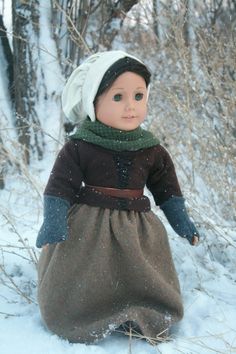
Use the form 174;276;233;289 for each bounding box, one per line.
128;322;132;354
115;325;171;346
0;264;36;305
174;332;236;354
2;214;38;267
0;311;22;318
1;248;36;263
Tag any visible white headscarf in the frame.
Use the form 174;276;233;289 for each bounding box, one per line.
61;50;144;123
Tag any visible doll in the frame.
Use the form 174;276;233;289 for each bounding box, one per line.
36;50;199;344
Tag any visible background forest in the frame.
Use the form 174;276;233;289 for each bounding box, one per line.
0;1;235;353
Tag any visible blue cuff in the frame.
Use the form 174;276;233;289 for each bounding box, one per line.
36;195;70;248
160;196;199;245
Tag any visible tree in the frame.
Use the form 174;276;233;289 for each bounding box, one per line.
50;0;139;76
8;0;140;160
152;0;169;45
12;0;44;164
0;14;14;189
0;14;14;101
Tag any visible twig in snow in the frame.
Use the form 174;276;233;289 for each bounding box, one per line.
0;264;37;305
115;325;171;346
2;213;38;266
128;322;132;353
0;311;22;318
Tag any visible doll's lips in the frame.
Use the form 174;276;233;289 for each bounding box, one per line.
122;116;137;119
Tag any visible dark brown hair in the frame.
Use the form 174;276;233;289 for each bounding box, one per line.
94;57;151;104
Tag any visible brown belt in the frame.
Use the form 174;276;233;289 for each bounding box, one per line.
85;184;143;199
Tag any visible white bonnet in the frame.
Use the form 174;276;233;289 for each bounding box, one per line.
61;50;144;122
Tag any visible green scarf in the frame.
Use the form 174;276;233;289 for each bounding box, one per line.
70;118;159;151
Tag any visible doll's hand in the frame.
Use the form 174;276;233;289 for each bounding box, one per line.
191;235;199;246
160;196;200;247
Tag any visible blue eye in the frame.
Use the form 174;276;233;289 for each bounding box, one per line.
113;94;122;102
135;93;144;101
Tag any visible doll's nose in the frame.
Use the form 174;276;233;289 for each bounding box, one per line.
125;97;135;111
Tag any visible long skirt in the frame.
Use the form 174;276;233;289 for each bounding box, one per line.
37;204;183;343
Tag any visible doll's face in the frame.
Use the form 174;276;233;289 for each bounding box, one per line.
95;71;148;131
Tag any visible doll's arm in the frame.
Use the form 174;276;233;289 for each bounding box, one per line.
44;140;83;203
36;141;83;248
36;195;70;248
160;196;199;245
146;145;199;245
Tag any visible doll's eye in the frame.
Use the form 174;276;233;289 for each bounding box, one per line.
113;94;122;102
135;93;144;101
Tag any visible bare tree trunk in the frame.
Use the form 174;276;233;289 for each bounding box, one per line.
91;0;139;50
183;0;201;78
50;0;138;76
0;136;5;189
152;0;170;46
51;0;91;76
0;15;13;189
12;0;44;164
0;14;14;102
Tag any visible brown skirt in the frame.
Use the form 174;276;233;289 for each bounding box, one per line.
37;204;183;343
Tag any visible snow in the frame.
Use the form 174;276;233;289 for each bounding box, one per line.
1;3;236;354
0;0;12;49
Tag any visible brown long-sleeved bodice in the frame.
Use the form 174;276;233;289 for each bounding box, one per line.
44;140;182;211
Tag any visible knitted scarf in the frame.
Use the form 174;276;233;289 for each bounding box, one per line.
70;118;159;151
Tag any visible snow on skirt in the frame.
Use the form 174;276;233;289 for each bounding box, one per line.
37;204;184;343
